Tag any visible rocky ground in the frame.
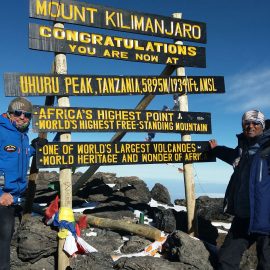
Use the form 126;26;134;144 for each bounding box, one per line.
10;171;257;269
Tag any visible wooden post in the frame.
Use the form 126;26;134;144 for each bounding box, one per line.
85;215;162;241
173;13;198;237
53;22;72;270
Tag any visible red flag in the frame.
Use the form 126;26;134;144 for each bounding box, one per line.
78;215;88;230
45;195;59;220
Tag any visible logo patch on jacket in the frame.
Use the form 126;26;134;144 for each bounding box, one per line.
4;145;17;152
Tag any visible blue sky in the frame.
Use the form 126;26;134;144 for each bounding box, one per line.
1;0;270;194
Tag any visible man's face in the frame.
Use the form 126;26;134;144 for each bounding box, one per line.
242;120;264;138
9;110;31;130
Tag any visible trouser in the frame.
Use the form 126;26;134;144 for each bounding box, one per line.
218;216;270;270
0;206;16;270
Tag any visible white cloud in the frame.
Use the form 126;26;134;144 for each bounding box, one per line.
224;68;270;112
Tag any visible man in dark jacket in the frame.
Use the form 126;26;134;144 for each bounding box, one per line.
209;110;270;270
0;97;35;270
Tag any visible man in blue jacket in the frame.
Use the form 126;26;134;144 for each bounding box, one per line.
0;97;35;270
209;110;270;270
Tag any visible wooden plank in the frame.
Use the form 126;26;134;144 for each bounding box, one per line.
28;23;206;67
4;73;225;96
29;0;206;43
36;141;215;168
32;106;212;134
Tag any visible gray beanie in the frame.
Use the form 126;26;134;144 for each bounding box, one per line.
8;97;33;113
242;110;265;129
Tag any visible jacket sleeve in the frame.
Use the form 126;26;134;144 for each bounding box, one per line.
260;141;270;158
30;145;36;156
211;145;239;165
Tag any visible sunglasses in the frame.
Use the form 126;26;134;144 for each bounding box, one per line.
243;120;261;127
13;110;32;119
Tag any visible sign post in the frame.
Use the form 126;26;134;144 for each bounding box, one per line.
53;23;72;270
173;13;198;237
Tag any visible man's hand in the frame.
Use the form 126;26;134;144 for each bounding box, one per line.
0;193;14;206
209;139;218;149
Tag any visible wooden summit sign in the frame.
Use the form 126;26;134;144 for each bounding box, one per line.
29;0;207;44
29;23;206;67
4;73;225;96
36;141;215;168
32;106;212;134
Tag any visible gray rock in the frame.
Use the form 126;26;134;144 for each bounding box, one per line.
91;172;117;184
175;196;232;222
240;249;257;270
162;231;214;270
154;208;176;233
123;182;151;203
151;183;171;204
12;256;55;270
8;171;259;269
17;217;57;263
114;256;196;270
87;193;111;202
174;210;219;245
70;252;114;270
37;171;59;187
196;196;232;222
82;229;124;254
116;176;146;186
120;236;152;254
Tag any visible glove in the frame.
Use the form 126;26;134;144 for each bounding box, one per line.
31;137;48;149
